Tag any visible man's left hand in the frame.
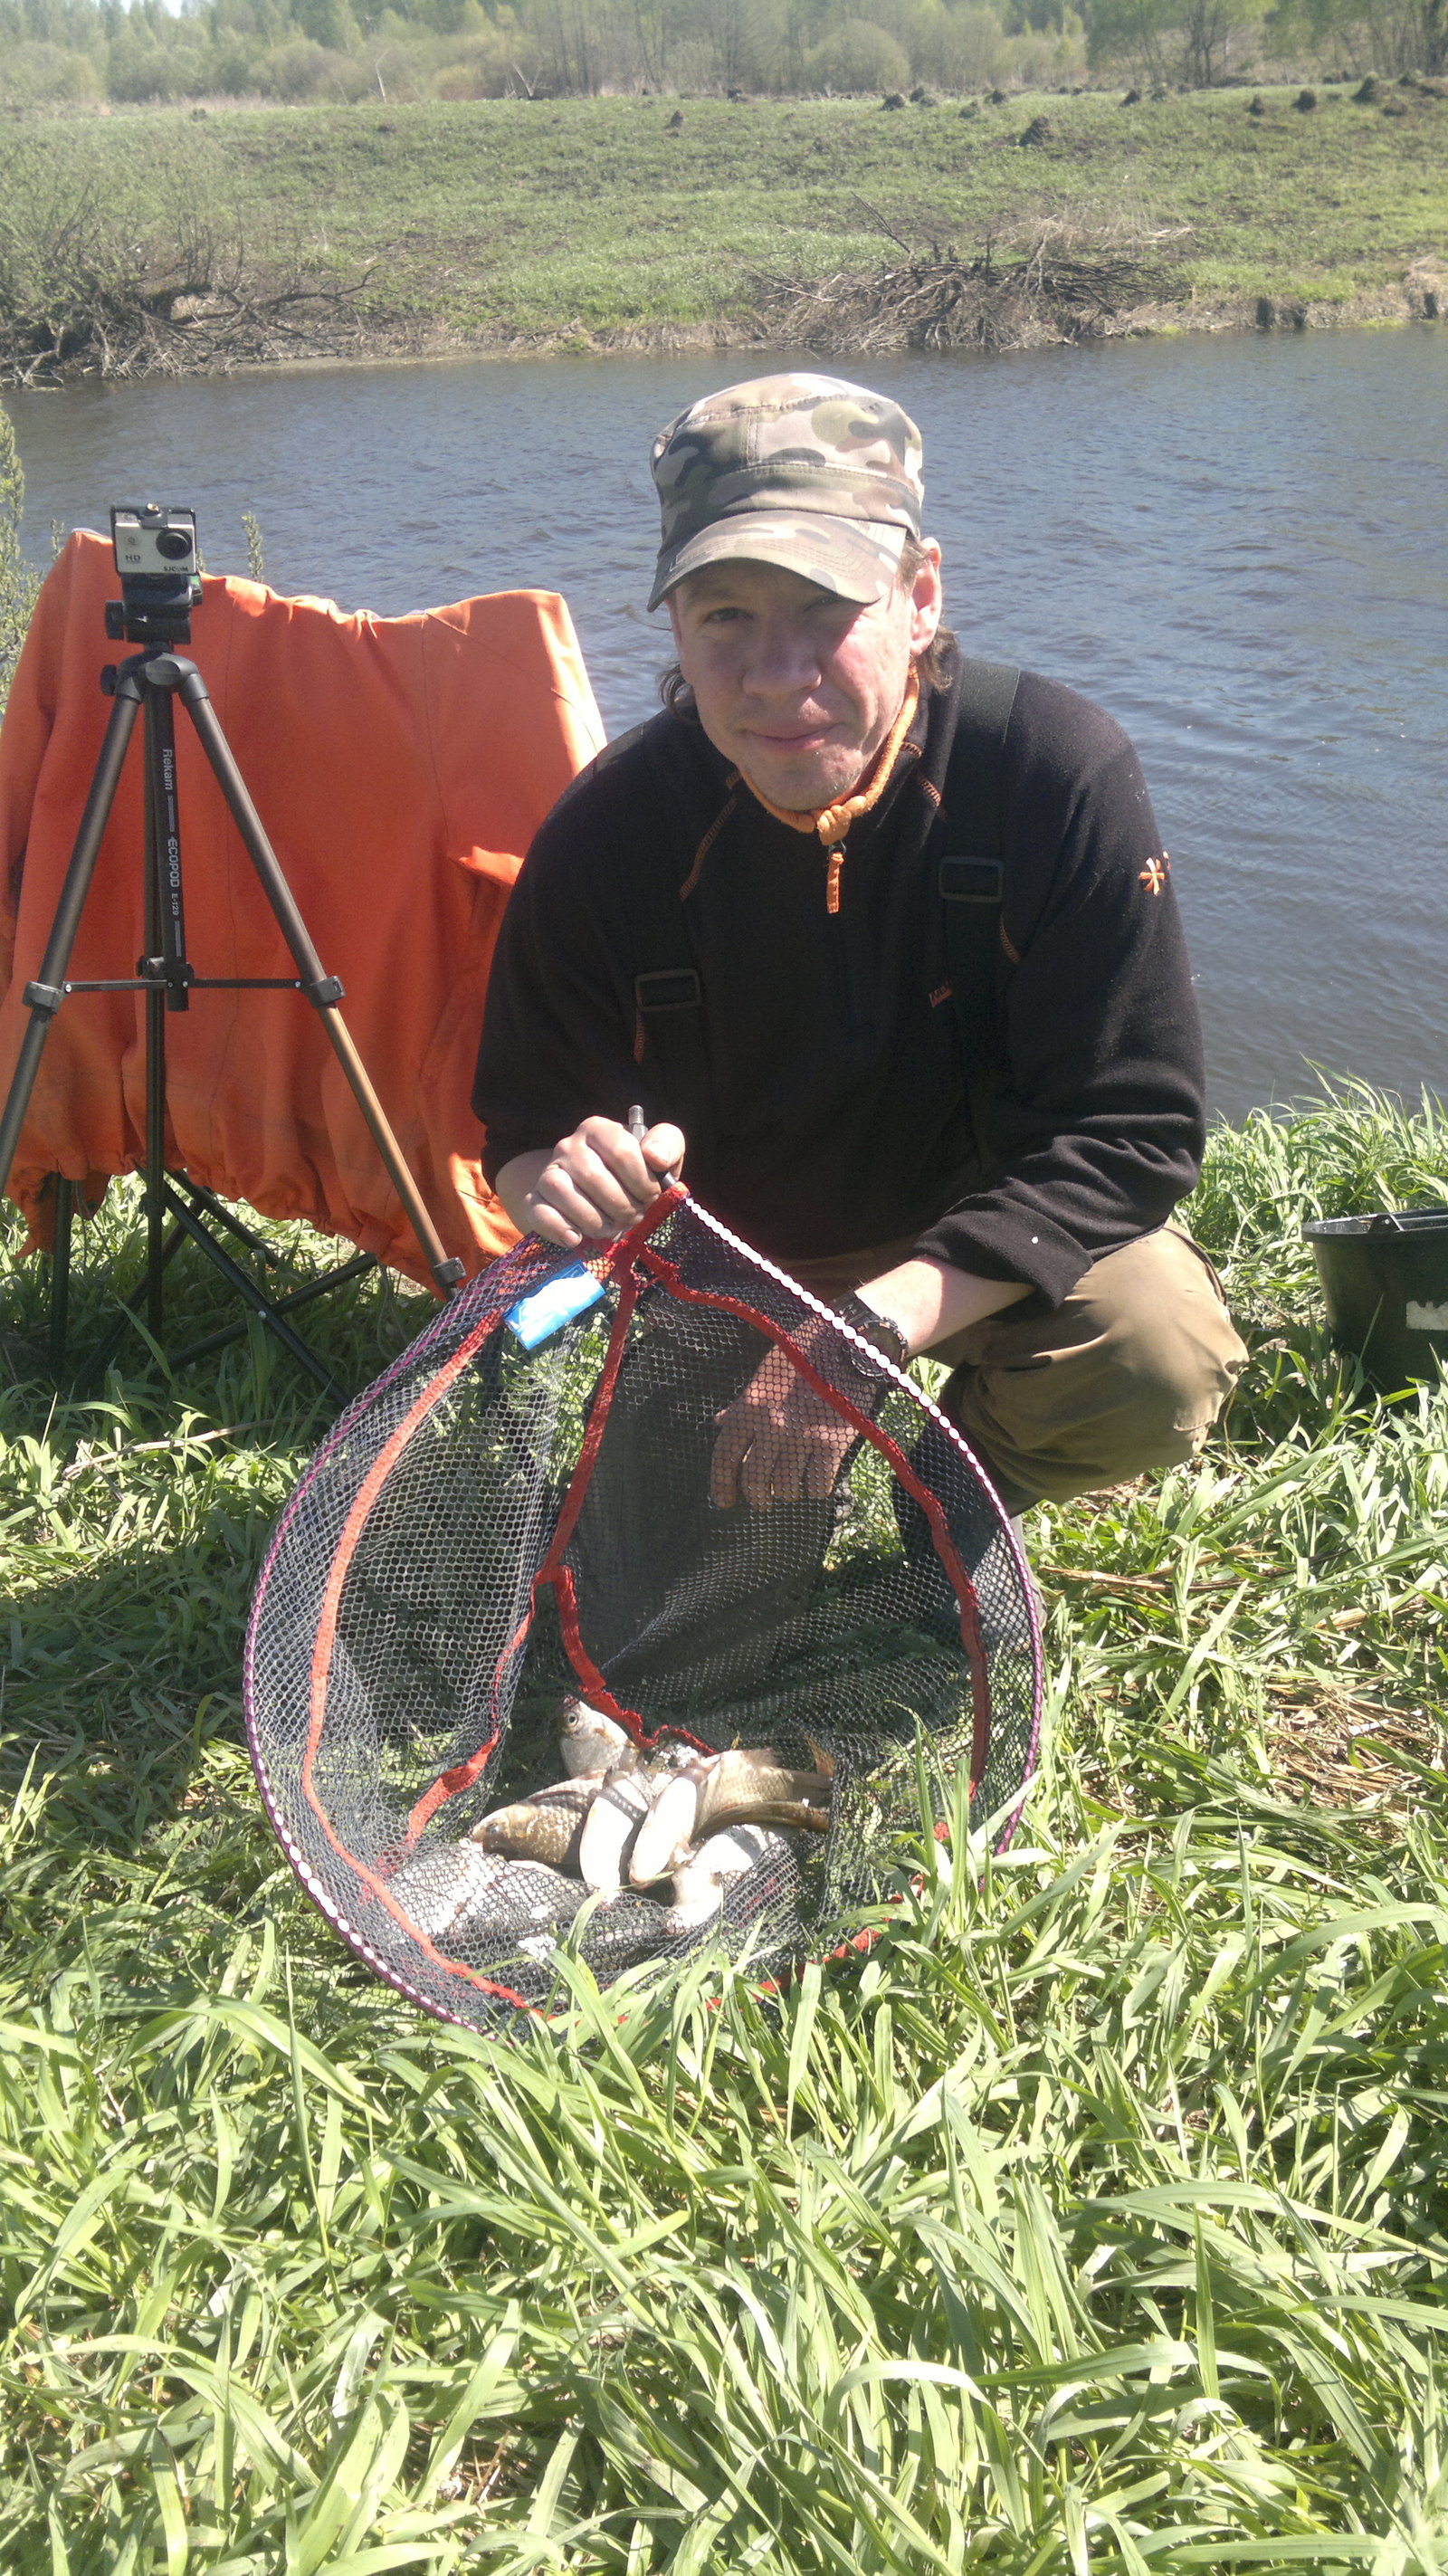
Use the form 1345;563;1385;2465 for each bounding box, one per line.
710;1347;857;1508
708;1257;1034;1509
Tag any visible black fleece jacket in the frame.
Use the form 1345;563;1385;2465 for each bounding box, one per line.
473;652;1206;1308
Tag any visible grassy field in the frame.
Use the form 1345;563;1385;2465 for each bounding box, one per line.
1;84;1446;376
2;1079;1447;2569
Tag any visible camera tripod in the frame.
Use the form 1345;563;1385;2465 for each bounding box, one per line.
0;609;464;1400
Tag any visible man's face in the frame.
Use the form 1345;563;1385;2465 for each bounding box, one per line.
666;547;943;812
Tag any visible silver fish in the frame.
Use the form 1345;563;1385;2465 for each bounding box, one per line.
695;1750;834;1837
666;1823;784;1930
630;1753;833;1887
627;1769;700;1888
388;1843;586;1945
488;1858;586;1932
577;1769;654;1893
387;1840;511;1938
468;1777;596;1868
558;1699;639;1779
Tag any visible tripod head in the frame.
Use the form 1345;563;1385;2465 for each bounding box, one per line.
106;503;202;648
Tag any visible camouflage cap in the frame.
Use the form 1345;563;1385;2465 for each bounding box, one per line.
647;371;925;613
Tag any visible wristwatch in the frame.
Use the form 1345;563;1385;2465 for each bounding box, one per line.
834;1292;911;1373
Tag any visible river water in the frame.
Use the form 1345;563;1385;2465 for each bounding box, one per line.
8;329;1445;1122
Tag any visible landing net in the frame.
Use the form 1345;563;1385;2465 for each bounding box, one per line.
244;1189;1043;2029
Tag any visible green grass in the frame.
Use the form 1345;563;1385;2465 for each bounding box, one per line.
2;1077;1448;2570
2;85;1445;362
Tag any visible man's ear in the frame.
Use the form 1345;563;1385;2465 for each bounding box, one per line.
908;539;944;656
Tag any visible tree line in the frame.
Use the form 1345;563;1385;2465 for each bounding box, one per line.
0;0;1440;110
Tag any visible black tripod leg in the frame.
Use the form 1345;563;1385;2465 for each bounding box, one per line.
176;676;466;1300
180;1180;290;1265
170;1248;375;1370
161;1178;348;1401
0;680;143;1200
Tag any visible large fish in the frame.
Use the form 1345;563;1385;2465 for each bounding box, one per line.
468;1777;596;1869
696;1748;834;1836
629;1749;833;1888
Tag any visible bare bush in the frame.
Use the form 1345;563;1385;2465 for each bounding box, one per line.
755;221;1190;355
0;138;376;386
913;7;1010;91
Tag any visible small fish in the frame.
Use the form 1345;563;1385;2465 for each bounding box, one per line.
627;1769;700;1888
630;1751;833;1887
695;1750;834;1837
558;1699;640;1779
577;1769;654;1893
488;1858;586;1932
665;1823;783;1930
468;1777;596;1869
387;1840;510;1938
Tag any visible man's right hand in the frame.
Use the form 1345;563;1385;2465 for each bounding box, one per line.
496;1118;685;1250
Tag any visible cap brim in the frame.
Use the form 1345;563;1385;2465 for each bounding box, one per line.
648;512;907;614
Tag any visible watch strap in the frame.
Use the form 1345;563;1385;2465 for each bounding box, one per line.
834;1292;911;1372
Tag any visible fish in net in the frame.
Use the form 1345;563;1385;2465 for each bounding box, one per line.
243;1187;1043;2029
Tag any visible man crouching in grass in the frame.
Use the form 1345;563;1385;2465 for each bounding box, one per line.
472;371;1244;1540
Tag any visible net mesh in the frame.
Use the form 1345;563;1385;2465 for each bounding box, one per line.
244;1189;1043;2029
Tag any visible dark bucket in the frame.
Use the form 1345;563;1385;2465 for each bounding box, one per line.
1304;1207;1448;1388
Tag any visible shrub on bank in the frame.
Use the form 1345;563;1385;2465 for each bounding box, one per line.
805;19;913;94
0;36;101;102
9;0;1438;103
0;396;40;711
5;4;1440;104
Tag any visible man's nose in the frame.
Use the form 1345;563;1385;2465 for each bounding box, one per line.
742;619;822;694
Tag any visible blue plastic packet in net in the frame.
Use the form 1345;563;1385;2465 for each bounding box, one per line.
505;1260;606;1350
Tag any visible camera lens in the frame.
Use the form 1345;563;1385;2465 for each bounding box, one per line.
156;529;193;560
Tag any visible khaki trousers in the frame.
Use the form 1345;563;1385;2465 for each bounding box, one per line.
786;1226;1248;1517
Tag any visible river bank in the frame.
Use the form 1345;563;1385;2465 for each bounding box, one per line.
217;268;1444;372
1;85;1444;382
